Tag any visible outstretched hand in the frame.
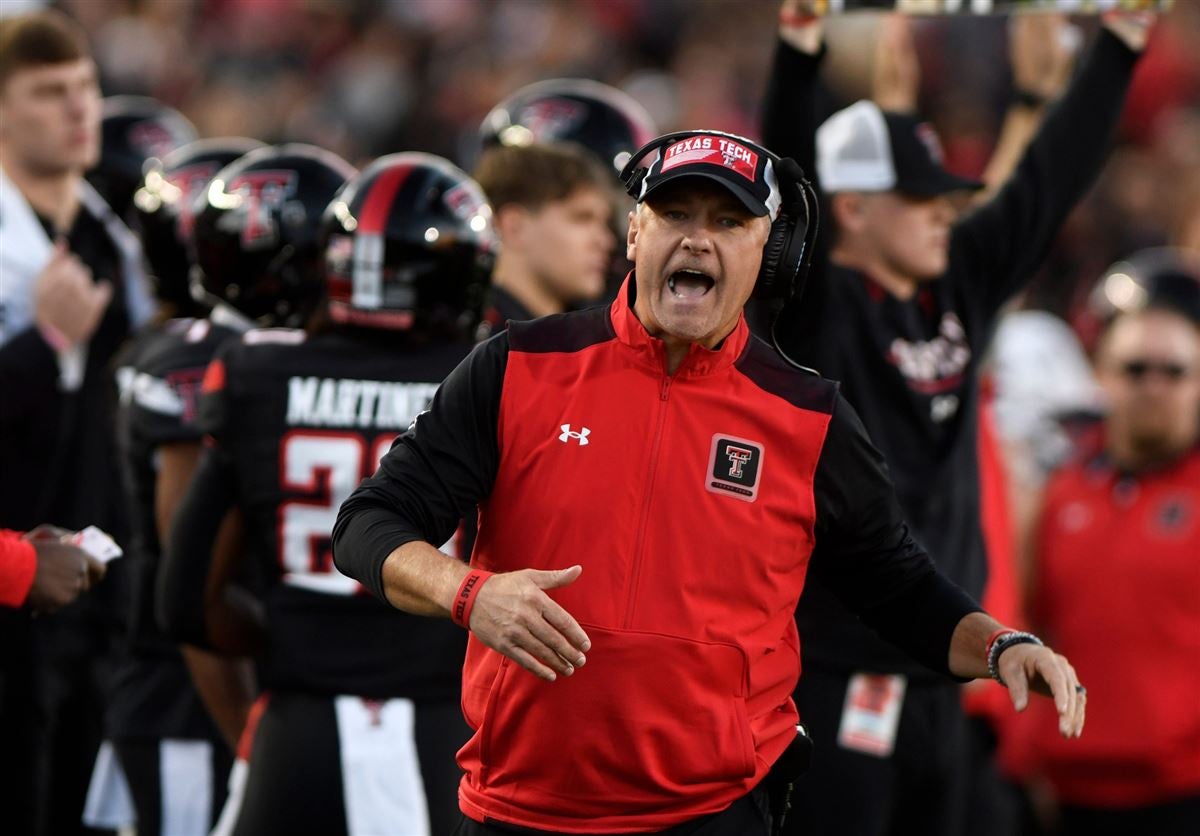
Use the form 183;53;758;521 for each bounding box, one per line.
998;642;1086;739
469;565;591;682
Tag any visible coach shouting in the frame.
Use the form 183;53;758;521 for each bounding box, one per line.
332;131;1084;835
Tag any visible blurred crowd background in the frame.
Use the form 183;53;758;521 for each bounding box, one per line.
36;0;1200;321
1;1;1197;834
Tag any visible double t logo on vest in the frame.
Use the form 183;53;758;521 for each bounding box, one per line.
706;434;764;502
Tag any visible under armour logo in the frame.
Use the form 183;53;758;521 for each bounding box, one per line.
559;424;590;445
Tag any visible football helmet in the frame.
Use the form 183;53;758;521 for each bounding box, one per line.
87;96;198;219
193;144;357;327
320;152;496;338
133;137;265;311
480;78;657;176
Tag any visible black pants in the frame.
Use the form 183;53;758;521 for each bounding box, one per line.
225;691;468;836
0;603;112;836
452;787;771;836
1058;795;1200;836
114;737;233;836
783;667;969;836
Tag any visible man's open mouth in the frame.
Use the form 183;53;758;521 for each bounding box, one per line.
667;268;715;299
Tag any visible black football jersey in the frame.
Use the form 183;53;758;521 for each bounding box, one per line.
198;328;471;699
111;316;239;739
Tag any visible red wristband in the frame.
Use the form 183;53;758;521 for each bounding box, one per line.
451;569;494;629
985;628;1013;661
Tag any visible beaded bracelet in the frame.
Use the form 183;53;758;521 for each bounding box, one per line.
986;630;1044;686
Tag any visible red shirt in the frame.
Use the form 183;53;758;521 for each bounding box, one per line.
0;529;36;607
1029;445;1200;807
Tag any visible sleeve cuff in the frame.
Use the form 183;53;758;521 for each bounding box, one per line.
0;533;37;608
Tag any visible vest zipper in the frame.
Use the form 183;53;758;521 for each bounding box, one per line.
623;367;674;628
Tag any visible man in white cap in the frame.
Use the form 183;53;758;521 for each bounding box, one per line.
761;8;1154;836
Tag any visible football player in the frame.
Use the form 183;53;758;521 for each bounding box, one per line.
161;153;495;836
108;141;352;836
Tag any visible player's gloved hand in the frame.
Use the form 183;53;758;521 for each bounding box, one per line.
998;642;1086;740
469;565;591;682
25;539;105;614
34;240;113;350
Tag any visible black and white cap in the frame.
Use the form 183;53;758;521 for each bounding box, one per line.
817;100;983;197
633;131;783;220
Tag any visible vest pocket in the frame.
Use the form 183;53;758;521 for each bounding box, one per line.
477;624;755;813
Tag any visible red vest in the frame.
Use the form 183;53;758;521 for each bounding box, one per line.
1029;446;1200;807
458;284;836;831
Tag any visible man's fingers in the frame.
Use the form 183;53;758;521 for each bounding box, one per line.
526;616;585;672
529;564;582;591
1007;664;1030;712
506;645;559;682
540;599;591;655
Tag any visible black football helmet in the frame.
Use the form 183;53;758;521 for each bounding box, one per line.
480;78;657;177
133;137;265;311
193;144;357;327
320;152;497;339
87;96;198;219
1089;247;1200;328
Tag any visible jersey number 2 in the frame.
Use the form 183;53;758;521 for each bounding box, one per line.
277;431;462;595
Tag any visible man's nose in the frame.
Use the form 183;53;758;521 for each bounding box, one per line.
680;222;714;254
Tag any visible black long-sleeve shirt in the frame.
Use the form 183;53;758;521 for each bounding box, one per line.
763;30;1140;677
334;289;982;679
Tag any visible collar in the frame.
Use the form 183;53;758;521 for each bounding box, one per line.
608;272;750;378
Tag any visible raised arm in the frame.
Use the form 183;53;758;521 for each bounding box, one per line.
762;0;824;185
976;13;1078;200
953;14;1151;315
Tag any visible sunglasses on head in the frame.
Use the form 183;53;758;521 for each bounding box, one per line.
1118;359;1191;381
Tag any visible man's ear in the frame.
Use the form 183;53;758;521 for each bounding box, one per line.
626;208;639;262
493;204;527;243
830;192;867;235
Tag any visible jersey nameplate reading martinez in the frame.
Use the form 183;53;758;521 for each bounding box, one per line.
286;376;439;429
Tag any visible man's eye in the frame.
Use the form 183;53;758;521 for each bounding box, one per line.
719;217;744;229
663;209;687;221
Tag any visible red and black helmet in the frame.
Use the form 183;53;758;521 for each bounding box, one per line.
480;78;657;177
193;144;356;327
87;95;198;219
320;152;496;339
133;137;265;311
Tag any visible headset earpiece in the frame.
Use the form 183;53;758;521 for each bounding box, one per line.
622;166;648;200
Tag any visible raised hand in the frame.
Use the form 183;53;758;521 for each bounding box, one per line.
779;0;823;55
873;13;919;113
1010;12;1077;104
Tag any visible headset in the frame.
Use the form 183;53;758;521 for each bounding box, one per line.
618;130;820;308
